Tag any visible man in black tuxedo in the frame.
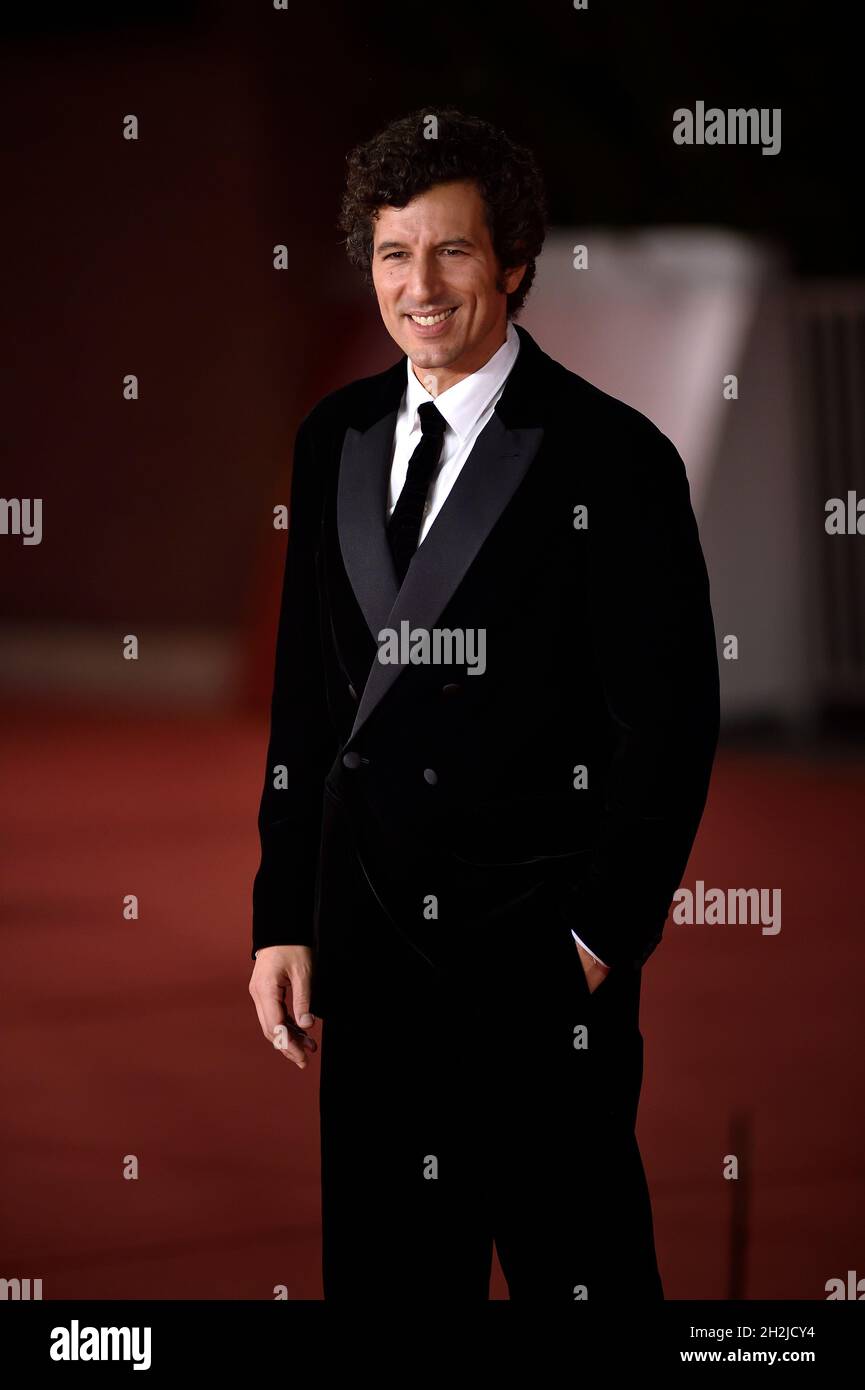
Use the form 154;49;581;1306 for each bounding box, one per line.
248;109;719;1301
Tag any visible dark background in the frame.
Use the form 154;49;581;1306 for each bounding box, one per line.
1;0;858;639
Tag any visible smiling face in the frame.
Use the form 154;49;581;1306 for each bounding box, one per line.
371;179;526;394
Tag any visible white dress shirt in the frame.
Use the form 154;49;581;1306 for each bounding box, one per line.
387;322;609;971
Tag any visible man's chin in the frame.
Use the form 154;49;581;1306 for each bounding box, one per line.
404;342;463;370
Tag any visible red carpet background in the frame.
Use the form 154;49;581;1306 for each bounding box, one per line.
2;703;862;1299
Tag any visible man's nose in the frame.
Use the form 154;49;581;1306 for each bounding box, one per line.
406;253;444;307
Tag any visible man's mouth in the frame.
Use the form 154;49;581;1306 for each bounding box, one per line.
405;307;458;326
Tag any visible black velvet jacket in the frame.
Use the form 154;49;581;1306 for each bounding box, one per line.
251;325;720;1010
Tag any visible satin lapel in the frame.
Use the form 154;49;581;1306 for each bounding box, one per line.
349;410;544;740
337;409;401;640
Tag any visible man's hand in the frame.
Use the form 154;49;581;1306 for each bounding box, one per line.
575;940;611;995
248;945;318;1070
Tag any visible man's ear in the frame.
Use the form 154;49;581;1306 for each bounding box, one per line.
501;263;528;296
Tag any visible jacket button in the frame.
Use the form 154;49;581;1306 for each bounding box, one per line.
441;682;461;696
347;682;358;701
342;751;362;770
423;767;438;786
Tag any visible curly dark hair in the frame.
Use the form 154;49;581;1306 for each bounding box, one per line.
339;108;547;318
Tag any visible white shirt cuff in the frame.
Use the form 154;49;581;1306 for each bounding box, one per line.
571;929;610;970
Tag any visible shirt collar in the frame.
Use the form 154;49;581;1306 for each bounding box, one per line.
404;320;520;441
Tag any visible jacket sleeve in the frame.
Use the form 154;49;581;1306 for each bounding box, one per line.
250;411;338;958
557;426;720;971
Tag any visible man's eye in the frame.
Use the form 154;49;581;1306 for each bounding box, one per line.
442;248;466;256
383;252;407;260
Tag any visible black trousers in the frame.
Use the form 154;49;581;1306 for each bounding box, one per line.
317;868;664;1303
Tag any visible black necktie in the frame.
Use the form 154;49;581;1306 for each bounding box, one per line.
387;401;447;584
